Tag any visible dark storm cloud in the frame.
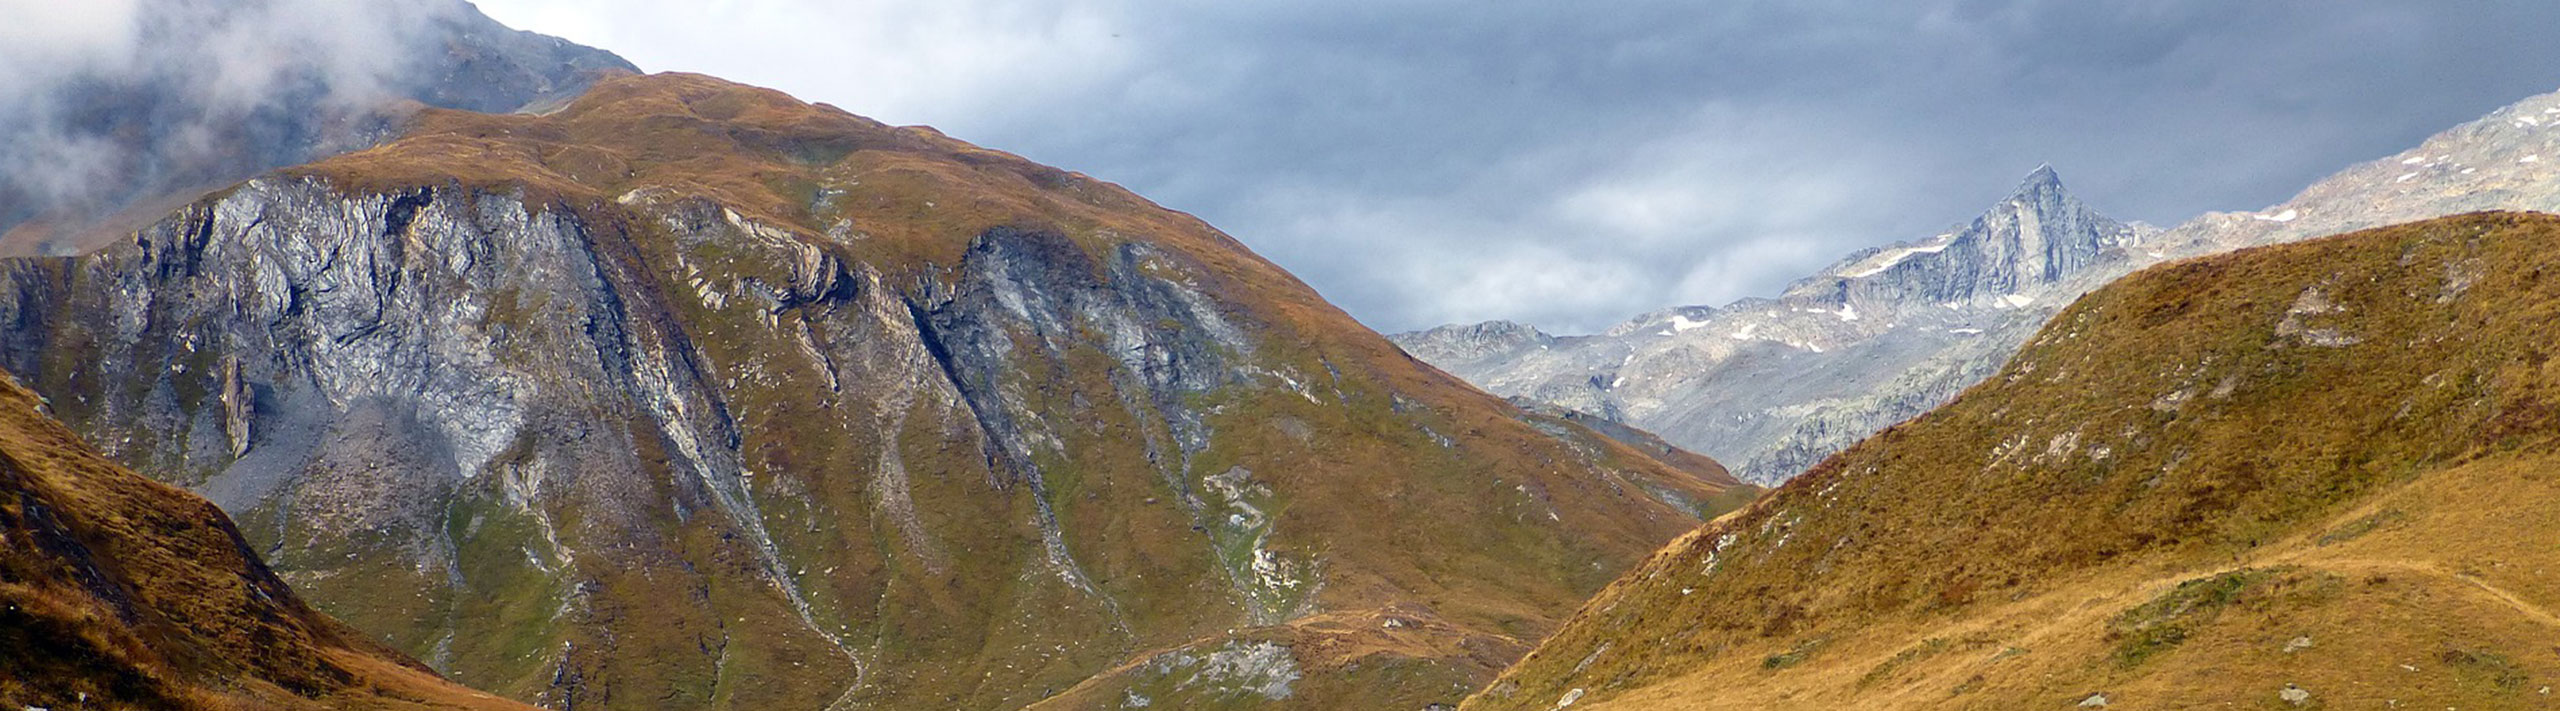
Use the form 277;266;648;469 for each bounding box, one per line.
367;1;2560;330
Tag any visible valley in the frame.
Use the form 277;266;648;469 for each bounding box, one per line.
7;4;2560;711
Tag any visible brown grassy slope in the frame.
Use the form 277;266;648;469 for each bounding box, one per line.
220;71;1745;709
1467;211;2560;710
0;370;529;710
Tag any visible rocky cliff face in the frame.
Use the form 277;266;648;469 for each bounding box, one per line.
1398;168;2148;483
0;73;1746;711
0;0;635;256
0;367;528;710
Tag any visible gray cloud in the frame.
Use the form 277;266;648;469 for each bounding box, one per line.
0;0;629;252
358;2;2560;330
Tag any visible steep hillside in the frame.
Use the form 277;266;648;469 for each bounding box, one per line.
0;72;1744;710
0;369;525;710
1398;167;2148;483
0;0;634;256
1468;211;2560;710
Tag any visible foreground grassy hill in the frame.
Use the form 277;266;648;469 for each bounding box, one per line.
0;370;526;710
0;72;1746;710
1468;211;2560;710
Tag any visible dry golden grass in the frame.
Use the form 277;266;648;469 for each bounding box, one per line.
1469;212;2560;710
0;370;529;711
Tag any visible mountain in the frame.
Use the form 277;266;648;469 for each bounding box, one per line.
0;72;1747;710
0;0;636;257
1466;211;2560;710
1405;85;2560;487
0;367;527;710
1396;167;2150;483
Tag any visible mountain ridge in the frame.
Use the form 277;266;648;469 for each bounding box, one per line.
0;71;1746;710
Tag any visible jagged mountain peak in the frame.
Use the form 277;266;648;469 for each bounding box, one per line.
1397;165;2148;487
2017;162;2063;193
1788;163;2140;312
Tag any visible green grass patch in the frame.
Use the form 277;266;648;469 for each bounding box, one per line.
2316;508;2406;546
1857;637;1951;688
2107;567;2283;668
1762;636;1829;671
2441;647;2529;691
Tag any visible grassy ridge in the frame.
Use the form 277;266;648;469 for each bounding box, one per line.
1470;212;2560;709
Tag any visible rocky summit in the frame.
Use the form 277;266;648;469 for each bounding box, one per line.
1397;166;2150;484
0;72;1747;710
1468;211;2560;710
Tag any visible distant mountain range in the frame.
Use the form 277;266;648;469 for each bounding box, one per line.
1399;85;2560;484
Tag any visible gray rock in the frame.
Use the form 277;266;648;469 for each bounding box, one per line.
1397;167;2144;484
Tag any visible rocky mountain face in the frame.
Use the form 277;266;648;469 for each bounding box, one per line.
0;72;1746;711
1405;86;2560;486
0;368;528;710
2144;87;2560;263
1467;211;2560;710
0;0;635;256
1397;167;2150;483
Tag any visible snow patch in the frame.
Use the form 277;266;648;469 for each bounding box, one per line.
2524;154;2543;164
1841;237;1956;278
1948;328;1984;335
1834;303;1858;322
1729;323;1760;341
2395;172;2420;183
2253;208;2299;223
1670;314;1711;332
1997;294;2035;309
2401;156;2427;165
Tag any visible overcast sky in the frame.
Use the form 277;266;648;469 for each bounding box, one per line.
469;1;2560;334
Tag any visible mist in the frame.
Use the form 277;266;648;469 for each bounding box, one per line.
0;0;632;254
